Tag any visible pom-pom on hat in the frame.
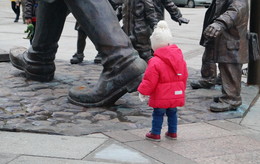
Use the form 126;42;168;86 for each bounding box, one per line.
150;20;173;51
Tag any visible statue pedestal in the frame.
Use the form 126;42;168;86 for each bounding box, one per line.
0;49;10;62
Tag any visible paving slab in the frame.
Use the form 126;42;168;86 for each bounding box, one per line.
125;140;196;164
159;135;260;160
194;151;260;164
130;123;233;142
226;118;242;124
85;139;161;164
104;130;144;143
9;156;112;164
241;95;260;131
0;153;18;164
0;131;107;159
231;128;260;142
206;120;247;131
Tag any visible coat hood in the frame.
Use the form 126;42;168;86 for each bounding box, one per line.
153;44;186;75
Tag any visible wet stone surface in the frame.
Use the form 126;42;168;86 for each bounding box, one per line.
0;60;258;136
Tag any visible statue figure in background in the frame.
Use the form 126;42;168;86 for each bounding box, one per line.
9;0;146;107
193;0;249;112
119;0;159;62
118;0;189;62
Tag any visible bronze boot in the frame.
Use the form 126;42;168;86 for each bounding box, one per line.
9;47;55;82
70;53;84;64
190;78;216;89
68;57;147;107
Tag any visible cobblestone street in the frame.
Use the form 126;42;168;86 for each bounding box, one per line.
0;58;258;136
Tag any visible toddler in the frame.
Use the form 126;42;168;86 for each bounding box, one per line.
137;20;188;141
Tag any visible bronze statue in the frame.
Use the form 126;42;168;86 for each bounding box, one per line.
118;0;188;62
192;0;249;112
9;0;147;107
119;0;159;62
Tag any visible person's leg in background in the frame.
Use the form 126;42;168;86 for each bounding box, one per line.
11;1;20;22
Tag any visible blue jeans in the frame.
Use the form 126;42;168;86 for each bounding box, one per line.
151;108;178;135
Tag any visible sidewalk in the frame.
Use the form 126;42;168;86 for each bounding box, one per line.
1;1;260;164
1;117;260;164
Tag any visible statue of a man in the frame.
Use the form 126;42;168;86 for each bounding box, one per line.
193;0;249;112
9;0;147;107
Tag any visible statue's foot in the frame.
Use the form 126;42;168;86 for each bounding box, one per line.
68;58;147;107
210;101;240;112
9;47;55;82
190;79;215;89
70;53;84;64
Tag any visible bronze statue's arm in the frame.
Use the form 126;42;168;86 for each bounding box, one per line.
143;0;159;29
161;0;182;22
215;1;247;29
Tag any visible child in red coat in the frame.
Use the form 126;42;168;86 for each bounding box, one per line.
137;20;188;141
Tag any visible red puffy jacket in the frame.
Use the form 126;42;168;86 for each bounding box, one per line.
137;44;188;108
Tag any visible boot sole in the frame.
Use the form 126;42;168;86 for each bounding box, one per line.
210;106;238;112
68;74;143;107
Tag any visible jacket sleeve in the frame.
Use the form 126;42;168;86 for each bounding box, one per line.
161;0;182;22
215;1;246;29
138;60;159;95
143;0;159;29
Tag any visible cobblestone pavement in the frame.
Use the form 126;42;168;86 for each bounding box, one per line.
0;57;258;136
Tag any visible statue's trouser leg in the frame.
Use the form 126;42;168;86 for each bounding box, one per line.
76;29;87;54
21;1;68;81
66;0;147;106
31;0;68;61
218;63;242;107
9;1;69;81
190;47;217;89
201;47;217;81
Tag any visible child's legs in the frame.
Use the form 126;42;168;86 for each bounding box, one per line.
166;108;178;133
151;108;166;135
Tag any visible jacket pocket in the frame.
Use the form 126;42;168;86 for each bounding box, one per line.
226;40;240;50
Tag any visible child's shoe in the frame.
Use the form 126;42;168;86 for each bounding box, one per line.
165;132;177;140
145;132;161;142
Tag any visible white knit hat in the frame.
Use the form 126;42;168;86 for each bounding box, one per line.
150;20;173;51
